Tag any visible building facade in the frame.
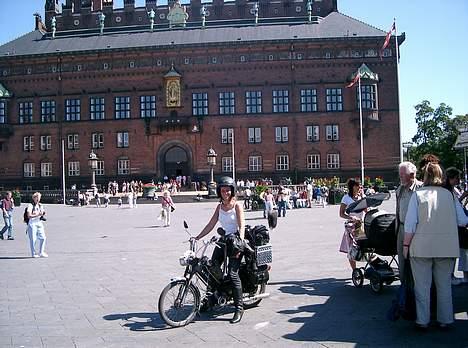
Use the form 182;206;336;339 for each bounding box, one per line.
0;0;404;190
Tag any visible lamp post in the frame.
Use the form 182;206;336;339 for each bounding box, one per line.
402;141;413;162
207;147;217;197
88;150;99;192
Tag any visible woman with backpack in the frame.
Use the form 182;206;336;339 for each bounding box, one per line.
26;192;48;258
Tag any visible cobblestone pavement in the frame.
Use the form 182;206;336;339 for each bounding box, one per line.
0;197;467;347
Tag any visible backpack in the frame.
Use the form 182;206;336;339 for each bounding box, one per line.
23;207;29;224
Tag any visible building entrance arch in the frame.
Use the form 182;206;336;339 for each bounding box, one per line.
157;141;193;179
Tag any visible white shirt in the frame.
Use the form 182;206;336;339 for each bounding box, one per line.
27;203;45;225
341;194;365;220
218;204;238;235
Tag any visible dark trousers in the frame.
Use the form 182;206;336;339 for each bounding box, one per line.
211;244;243;310
277;200;286;217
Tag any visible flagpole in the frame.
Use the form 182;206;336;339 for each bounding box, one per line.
394;18;403;162
61;139;66;206
231;128;236;182
358;69;365;184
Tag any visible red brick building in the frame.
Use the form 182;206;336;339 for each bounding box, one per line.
0;0;404;190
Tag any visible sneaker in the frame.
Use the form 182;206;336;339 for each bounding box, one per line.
32;254;40;258
7;237;14;240
40;252;48;258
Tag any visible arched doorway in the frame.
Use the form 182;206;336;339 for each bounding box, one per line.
157;140;193;179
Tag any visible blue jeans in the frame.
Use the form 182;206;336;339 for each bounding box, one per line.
27;222;46;256
278;201;286;217
1;211;13;238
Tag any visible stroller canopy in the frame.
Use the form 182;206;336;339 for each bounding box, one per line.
345;193;391;214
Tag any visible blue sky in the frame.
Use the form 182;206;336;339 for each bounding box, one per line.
0;0;467;143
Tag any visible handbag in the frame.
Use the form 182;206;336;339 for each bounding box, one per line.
459;226;468;249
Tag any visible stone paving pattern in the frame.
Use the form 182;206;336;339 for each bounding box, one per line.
0;197;467;347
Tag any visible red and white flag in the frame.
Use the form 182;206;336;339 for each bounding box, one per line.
379;21;396;59
345;72;360;88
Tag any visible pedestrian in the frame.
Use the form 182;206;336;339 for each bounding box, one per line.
94;191;101;207
243;187;252;210
443;167;468;284
306;181;313;208
161;190;175;227
117;197;122;208
128;191;133;208
132;189;138;208
263;188;275;218
194;176;245;324
395;161;422;276
403;162;468;330
277;187;286;217
339;179;365;270
103;192;110;208
26;192;48;258
0;191;14;240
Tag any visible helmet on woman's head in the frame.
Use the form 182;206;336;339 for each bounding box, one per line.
216;176;236;198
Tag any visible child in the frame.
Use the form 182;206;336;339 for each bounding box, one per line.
117;197;122;208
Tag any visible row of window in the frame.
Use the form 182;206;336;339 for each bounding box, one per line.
23;132;129;152
223;124;339;144
21;153;340;178
0;85;377;124
23;123;339;153
23;159;130;177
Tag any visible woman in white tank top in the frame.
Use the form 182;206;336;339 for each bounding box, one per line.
195;176;245;324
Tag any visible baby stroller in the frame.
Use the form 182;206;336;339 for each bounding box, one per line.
346;193;399;294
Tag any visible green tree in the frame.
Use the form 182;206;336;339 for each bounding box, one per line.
410;100;466;170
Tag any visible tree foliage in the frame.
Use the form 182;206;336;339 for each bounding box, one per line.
410;100;467;170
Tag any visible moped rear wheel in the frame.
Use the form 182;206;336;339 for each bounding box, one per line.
243;282;266;309
158;280;200;327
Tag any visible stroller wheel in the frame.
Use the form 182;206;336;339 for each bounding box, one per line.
352;268;364;288
369;274;383;294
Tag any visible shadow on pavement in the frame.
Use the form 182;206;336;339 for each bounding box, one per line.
103;312;170;331
271;278;468;345
0;256;35;259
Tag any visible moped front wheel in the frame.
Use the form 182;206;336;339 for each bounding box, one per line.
158;280;200;327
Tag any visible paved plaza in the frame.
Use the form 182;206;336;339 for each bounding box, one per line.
0;197;467;347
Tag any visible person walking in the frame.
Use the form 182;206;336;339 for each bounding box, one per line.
195;176;245;324
26;192;48;258
339;179;365;270
277;186;286;217
0;191;14;240
161;190;175;227
395;161;422;276
403;162;468;330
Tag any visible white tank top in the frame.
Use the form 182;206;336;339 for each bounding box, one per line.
218;204;238;235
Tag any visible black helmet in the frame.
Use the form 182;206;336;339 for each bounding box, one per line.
216;176;236;198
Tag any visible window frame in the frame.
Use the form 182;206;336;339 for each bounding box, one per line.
92;132;104;149
19;101;33;124
23;135;34;152
40;100;56;123
222;156;233;173
325;124;339;141
327;153;340;169
117;131;129;148
248;127;262;144
117;158;130;175
67;133;79;150
358;84;378;110
275;126;289;143
192;92;209;116
140;95;156;118
248;155;262;172
114;96;131;119
96;160;105;176
40;162;52;177
245;91;262;114
326;88;343;112
23;162;35;177
307;154;321;169
0;100;6;123
219;91;235;115
306;125;320;142
276;154;289;171
221;128;233;144
90;96;105;120
65;98;81;121
272;89;289;113
300;89;318;112
68;161;80;176
40;135;52;151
